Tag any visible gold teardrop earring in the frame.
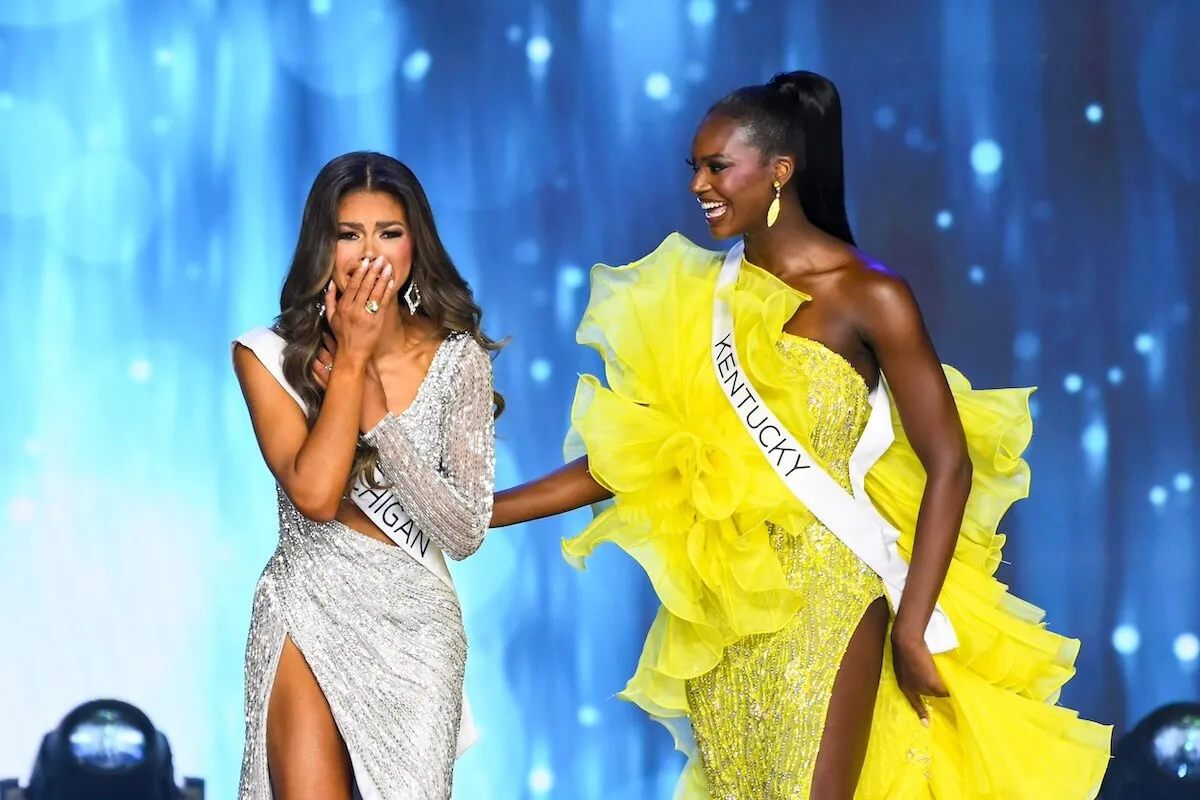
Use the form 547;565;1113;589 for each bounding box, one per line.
766;179;782;228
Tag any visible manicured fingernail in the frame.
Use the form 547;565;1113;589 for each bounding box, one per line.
327;280;334;291
383;264;392;277
921;718;930;728
388;279;395;289
359;257;369;269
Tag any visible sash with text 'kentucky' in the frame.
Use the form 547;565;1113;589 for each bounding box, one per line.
711;245;957;654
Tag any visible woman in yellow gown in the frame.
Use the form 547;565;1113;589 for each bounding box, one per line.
491;71;1111;798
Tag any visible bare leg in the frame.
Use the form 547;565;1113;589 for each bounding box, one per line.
266;635;354;800
808;596;889;800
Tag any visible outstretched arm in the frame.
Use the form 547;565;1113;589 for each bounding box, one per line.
491;457;613;527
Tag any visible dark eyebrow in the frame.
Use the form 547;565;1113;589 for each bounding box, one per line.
696;152;731;161
337;220;407;229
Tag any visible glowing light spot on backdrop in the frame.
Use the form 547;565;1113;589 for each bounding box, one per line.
129;359;153;383
1174;634;1200;664
527;35;552;65
645;72;673;101
1113;625;1141;656
403;49;432;82
1081;420;1108;461
874;106;897;130
530;359;552;383
1150;486;1169;507
528;766;555;795
970;139;1003;176
1013;331;1042;361
687;0;717;27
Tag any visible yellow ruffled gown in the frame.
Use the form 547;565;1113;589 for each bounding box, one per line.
561;234;1111;798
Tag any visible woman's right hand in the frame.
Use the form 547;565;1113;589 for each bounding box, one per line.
323;256;396;365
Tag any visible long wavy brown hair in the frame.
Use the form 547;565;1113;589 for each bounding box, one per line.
274;151;504;489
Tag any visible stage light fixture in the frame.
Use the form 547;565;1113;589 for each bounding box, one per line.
1100;701;1200;799
1;699;203;800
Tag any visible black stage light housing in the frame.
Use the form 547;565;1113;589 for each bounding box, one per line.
1100;701;1200;800
1;699;203;800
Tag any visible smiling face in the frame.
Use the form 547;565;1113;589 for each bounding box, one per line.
331;189;414;294
688;114;789;239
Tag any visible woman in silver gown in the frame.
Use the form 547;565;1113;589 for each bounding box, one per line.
231;152;499;800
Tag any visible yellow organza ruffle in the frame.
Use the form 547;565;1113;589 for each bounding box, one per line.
562;233;1110;797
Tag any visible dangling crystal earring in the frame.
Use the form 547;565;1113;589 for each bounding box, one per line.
404;281;422;314
766;179;782;228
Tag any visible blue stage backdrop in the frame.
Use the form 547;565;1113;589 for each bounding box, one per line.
1;0;1197;797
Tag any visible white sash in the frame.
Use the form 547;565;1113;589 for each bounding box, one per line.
711;245;957;653
233;326;478;754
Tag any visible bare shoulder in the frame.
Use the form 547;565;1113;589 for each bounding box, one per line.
843;254;916;306
232;340;270;385
231;334;309;428
231;327;286;384
834;254;921;329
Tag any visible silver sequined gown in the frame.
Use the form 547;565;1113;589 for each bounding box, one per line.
236;331;495;800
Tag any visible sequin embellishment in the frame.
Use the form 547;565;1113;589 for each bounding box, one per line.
685;335;894;798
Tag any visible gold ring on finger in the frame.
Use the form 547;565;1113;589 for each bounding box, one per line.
365;300;381;315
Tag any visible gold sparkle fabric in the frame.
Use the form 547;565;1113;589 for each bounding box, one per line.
686;335;885;798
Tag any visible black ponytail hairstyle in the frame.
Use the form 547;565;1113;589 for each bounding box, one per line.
709;70;856;246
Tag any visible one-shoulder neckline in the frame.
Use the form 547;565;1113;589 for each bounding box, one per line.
735;258;875;397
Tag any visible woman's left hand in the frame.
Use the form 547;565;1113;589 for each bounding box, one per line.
313;333;337;390
891;627;950;726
